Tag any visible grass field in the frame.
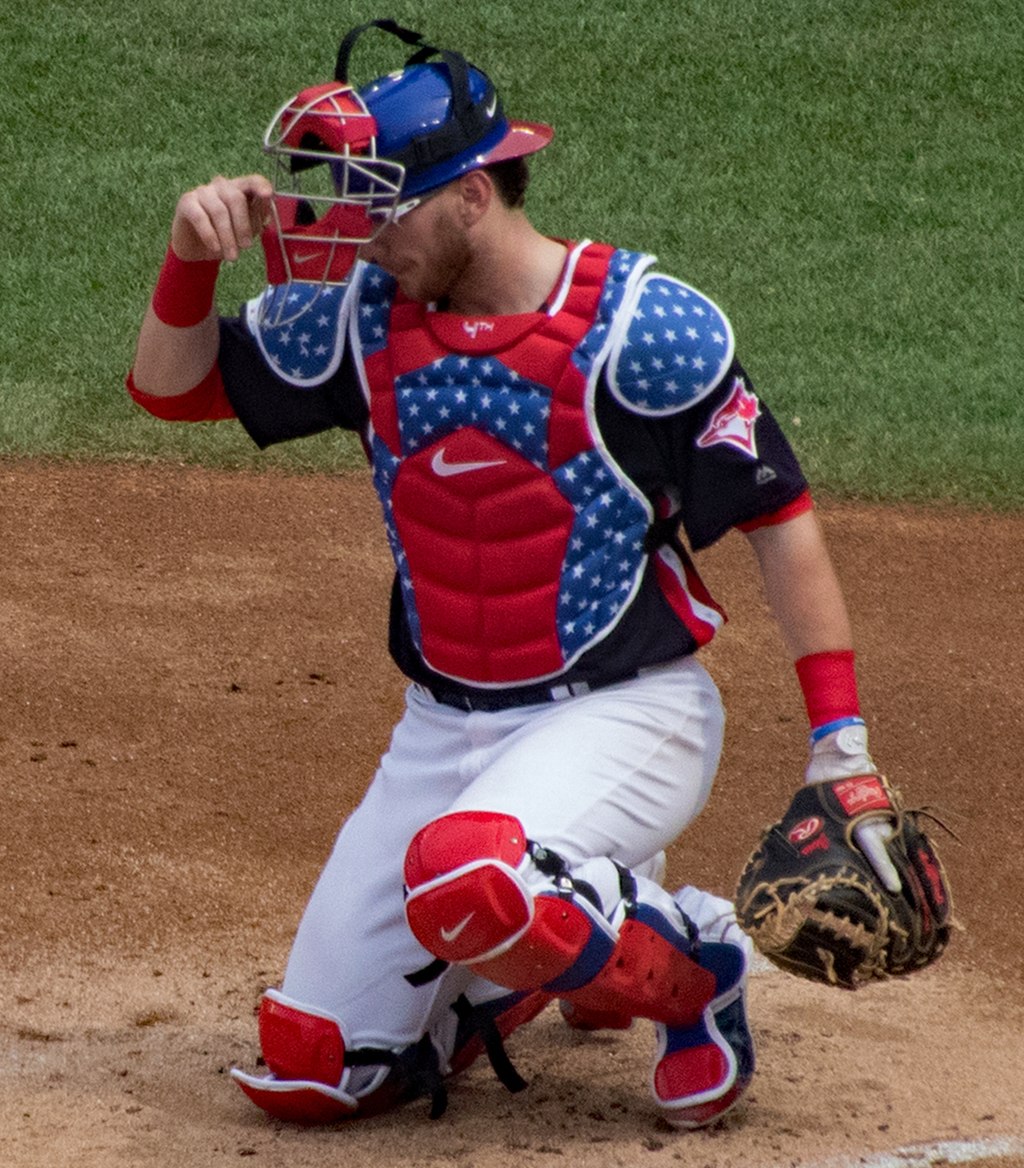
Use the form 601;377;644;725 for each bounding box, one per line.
2;0;1020;505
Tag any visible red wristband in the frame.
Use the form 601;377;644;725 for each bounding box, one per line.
151;245;220;327
795;650;861;731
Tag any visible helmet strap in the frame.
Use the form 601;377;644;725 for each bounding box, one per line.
333;20;502;173
334;19;427;83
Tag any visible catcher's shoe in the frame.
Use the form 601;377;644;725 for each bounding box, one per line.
651;912;755;1129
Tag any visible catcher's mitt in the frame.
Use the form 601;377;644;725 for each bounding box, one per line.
734;774;953;989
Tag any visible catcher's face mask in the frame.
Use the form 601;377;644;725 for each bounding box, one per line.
259;81;405;325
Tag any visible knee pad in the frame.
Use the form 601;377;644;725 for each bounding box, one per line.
404;810;616;989
404;811;535;964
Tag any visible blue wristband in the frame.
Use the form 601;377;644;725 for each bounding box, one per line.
809;716;866;744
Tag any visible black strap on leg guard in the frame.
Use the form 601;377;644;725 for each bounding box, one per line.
404;956;450;987
453;995;529;1094
347;1036;449;1120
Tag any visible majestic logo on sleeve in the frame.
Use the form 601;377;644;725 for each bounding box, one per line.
696;376;761;458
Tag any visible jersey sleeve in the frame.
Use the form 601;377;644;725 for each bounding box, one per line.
595;356;809;552
670;361;809;549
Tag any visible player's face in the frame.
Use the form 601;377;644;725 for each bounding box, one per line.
358;184;471;304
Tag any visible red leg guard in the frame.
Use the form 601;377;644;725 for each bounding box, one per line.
562;916;716;1028
258;993;345;1085
404;810;529;885
559;999;634;1031
468;894;599;988
234;1075;359;1125
404;812;614;989
231;994;360;1124
405;811;535;964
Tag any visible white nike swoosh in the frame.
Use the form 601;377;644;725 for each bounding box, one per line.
431;448;506;477
440;912;475;943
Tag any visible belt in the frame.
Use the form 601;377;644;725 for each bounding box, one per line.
413;663;676;713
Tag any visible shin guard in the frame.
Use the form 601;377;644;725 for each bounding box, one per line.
558;902;717;1028
404;812;717;1029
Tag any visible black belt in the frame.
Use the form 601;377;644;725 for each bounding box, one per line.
413;667;657;713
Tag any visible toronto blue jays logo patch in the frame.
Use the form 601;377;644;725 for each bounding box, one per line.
696;376;762;458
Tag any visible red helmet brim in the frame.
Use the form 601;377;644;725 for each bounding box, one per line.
481;119;554;165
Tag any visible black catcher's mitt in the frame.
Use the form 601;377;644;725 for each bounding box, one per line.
734;774;953;989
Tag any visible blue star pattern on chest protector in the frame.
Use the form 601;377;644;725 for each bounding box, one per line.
573;248;645;367
608;274;734;415
550;450;649;654
354;266;396;357
396;357;553;459
250;283;349;386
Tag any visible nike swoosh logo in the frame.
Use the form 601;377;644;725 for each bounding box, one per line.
431;448;506;477
440;912;475;943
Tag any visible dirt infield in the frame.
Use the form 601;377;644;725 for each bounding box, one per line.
2;460;1022;1168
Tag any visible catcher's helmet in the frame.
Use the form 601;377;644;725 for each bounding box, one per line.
339;19;552;199
357;60;553;200
257;20;552;321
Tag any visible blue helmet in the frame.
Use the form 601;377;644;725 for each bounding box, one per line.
339;20;553;198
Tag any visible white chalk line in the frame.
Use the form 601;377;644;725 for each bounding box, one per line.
782;1136;1024;1168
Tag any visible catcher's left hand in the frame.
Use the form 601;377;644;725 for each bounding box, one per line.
734;774;953;989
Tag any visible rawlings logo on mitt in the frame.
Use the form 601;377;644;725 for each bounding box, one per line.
734;775;953;989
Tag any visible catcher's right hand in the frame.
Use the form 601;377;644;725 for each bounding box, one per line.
734;774;954;989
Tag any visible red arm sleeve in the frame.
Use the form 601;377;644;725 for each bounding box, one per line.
125;363;236;422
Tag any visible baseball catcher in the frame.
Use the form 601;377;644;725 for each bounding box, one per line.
126;15;952;1134
735;717;953;989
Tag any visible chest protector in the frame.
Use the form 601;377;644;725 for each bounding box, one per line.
354;243;660;687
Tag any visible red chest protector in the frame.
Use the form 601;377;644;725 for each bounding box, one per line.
356;242;656;687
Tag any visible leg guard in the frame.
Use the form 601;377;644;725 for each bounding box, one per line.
555;900;716;1028
231;991;361;1124
404;811;617;988
404;812;717;1028
231;991;444;1123
558;849;670;1033
650;888;756;1129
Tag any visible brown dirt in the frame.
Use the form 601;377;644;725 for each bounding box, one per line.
2;459;1022;1168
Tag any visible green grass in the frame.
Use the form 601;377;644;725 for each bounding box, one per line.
2;0;1021;501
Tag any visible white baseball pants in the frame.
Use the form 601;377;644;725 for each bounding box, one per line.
279;655;725;1054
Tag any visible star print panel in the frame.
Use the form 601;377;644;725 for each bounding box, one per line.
247;282;352;386
606;274;735;415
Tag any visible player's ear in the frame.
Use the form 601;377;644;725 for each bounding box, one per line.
453;169;493;227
